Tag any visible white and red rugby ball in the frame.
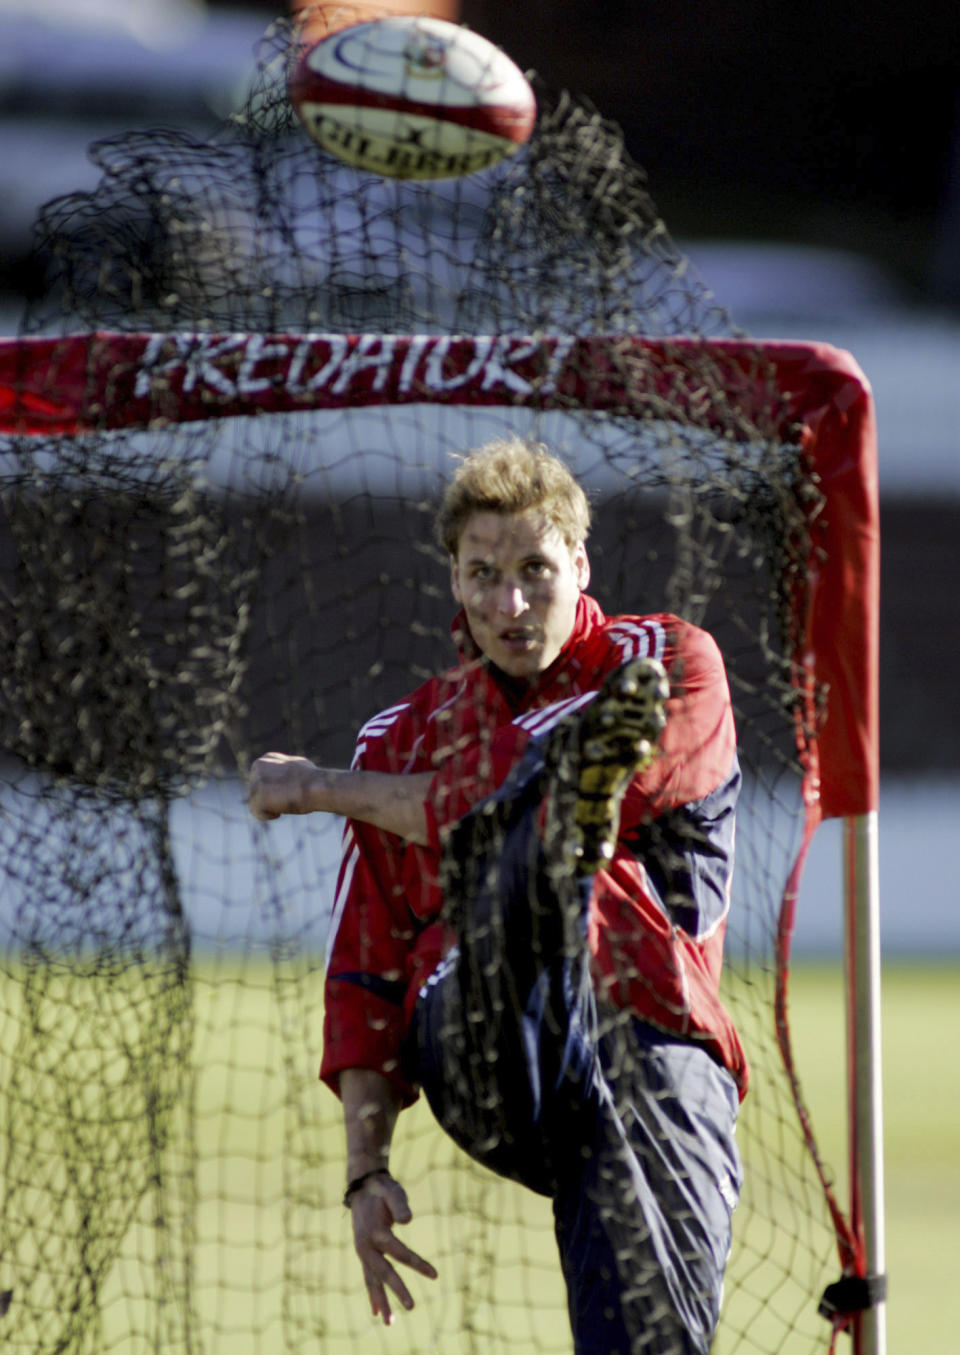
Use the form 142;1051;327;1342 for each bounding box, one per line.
289;16;536;180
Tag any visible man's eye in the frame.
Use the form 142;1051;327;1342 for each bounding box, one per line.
473;566;496;582
524;560;547;576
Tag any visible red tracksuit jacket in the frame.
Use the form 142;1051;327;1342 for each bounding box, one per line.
321;594;748;1102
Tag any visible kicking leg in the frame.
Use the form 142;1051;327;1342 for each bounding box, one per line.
412;658;671;1191
552;1020;742;1355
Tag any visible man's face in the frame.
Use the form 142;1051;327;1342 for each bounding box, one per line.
450;509;590;679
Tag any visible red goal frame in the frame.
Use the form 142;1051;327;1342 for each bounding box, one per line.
0;329;884;1354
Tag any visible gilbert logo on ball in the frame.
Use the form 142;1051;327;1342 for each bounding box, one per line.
289;16;537;180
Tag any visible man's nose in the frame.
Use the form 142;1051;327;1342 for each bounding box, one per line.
495;580;527;616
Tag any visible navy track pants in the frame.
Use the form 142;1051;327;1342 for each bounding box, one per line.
410;749;742;1355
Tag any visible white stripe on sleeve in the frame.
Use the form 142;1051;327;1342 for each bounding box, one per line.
324;825;359;977
607;618;667;664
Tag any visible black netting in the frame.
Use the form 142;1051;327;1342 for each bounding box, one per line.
0;14;845;1355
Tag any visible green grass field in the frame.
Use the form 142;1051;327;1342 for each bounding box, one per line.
2;959;957;1353
777;962;960;1355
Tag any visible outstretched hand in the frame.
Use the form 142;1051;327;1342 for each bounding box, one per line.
349;1174;438;1325
247;751;320;821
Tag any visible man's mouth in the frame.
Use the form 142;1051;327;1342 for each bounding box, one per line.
499;629;538;648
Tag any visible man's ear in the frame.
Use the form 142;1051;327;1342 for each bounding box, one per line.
575;543;591;590
449;556;462;604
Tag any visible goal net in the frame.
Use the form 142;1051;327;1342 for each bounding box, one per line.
0;17;879;1355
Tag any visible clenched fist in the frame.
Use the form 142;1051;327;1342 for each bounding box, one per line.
247;751;322;821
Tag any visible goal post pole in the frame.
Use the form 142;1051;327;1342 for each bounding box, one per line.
845;809;887;1355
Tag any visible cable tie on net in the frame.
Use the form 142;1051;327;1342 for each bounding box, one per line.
818;1271;888;1322
343;1168;393;1209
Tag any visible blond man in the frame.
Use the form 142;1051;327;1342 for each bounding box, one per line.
250;438;745;1354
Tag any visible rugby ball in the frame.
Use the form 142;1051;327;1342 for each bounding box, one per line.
289;17;536;180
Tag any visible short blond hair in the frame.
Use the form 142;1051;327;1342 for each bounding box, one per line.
435;438;591;556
